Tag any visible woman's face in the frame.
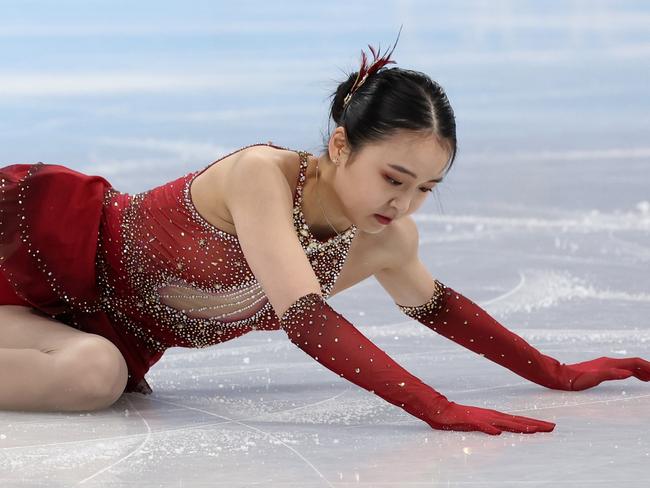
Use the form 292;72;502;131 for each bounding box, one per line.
332;130;450;234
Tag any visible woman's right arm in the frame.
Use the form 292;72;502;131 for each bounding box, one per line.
225;153;554;435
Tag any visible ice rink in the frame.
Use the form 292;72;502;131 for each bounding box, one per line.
1;1;649;486
2;180;649;486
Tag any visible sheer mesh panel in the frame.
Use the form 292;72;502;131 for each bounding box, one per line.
156;279;267;321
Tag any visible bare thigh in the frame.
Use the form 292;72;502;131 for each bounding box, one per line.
0;305;129;398
0;305;93;352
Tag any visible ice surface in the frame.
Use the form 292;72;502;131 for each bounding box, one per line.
2;194;649;486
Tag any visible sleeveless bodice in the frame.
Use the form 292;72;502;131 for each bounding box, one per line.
95;142;358;354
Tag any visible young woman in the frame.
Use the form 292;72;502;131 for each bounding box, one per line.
1;38;649;436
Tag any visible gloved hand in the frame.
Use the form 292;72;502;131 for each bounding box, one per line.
429;401;555;435
561;356;650;391
280;292;555;435
397;280;650;392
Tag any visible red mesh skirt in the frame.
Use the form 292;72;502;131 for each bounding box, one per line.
0;162;161;394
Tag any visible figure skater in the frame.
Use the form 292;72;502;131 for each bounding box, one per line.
1;31;649;435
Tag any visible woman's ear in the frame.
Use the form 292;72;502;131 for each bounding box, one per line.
330;134;356;170
329;127;350;161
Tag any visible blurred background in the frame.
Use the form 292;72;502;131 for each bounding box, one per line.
1;1;649;486
1;0;648;198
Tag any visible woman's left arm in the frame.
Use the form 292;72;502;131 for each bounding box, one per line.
374;219;650;391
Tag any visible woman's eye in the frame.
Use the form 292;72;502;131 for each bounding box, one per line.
385;176;401;186
384;175;433;193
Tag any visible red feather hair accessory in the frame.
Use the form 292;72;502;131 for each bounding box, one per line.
343;25;403;108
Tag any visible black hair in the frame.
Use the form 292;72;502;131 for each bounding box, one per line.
320;37;458;180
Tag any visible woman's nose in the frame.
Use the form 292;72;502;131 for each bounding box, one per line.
389;195;411;214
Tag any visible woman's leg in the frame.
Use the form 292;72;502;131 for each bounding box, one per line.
0;305;129;412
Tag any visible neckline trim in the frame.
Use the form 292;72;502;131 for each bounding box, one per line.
293;150;357;252
182;141;357;252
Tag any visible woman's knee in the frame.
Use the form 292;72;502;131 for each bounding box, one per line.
60;335;129;409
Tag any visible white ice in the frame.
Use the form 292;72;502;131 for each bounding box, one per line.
2;198;649;486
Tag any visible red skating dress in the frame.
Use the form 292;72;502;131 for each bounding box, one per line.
0;142;358;394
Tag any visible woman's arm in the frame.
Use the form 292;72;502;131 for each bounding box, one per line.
375;219;650;391
227;156;554;434
279;291;555;435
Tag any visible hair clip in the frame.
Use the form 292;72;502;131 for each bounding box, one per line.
343;24;403;108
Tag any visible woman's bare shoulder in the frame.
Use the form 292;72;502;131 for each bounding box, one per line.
246;144;298;168
238;144;301;189
189;144;298;236
221;144;306;225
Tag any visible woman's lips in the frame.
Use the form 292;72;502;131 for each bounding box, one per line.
374;214;393;225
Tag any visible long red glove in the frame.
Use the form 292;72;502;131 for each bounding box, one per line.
280;293;556;435
397;280;650;391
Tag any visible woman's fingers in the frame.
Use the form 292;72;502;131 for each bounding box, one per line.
438;404;555;435
489;418;536;434
487;413;555;434
479;423;502;435
511;414;556;431
627;357;650;381
503;419;549;434
489;409;555;430
606;357;650;381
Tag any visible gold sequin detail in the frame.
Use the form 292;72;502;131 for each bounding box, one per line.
396;279;446;320
279;292;324;323
292;150;357;297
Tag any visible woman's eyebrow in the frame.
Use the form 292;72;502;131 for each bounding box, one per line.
387;163;443;183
